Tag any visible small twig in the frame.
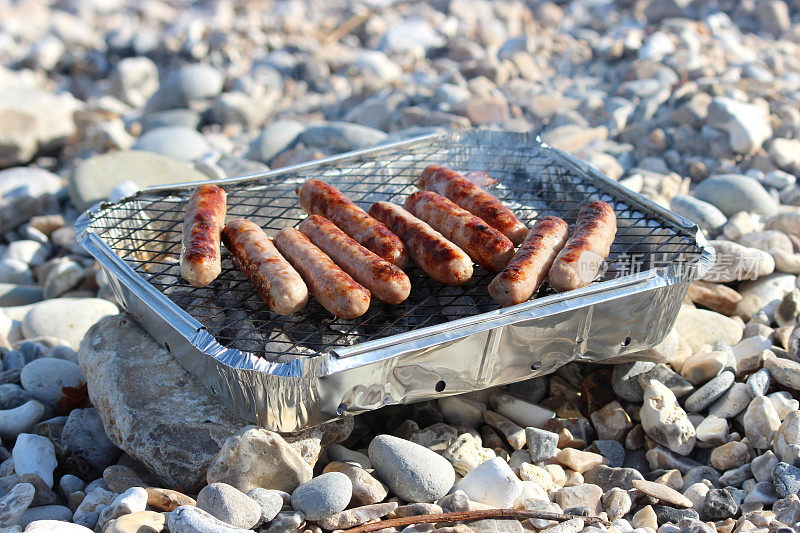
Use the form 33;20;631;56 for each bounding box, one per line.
340;508;610;533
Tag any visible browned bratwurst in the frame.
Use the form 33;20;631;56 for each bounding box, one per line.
368;201;473;286
548;201;617;292
405;191;515;272
298;215;411;305
222;219;308;315
274;227;371;319
418;165;527;245
297;179;408;268
488;216;569;307
180;183;227;287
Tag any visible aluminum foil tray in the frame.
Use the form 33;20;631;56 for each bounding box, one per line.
76;130;714;432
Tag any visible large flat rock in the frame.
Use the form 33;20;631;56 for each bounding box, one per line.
77;314;352;492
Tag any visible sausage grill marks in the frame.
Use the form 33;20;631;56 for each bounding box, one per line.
180;183;227;288
418;165;528;246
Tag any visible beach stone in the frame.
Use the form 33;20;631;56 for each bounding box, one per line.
764;354;800;390
611;362;655;403
602;487;632;520
69;151;207;211
525;427;558;462
247;120;305;164
78;315;349;492
104;510;166;533
145;488;195;512
640;380;696;456
442;432;495;475
244;489;283;525
744;396;782;449
695;415;728;445
590;401;632;441
323;461;387;507
739;273;797;316
145;64;224;112
22;299;117;351
702;240;775;283
752;450;779;483
196;483;261;529
773;462;800;498
97;486;148;526
774;410;800;463
317;501;397;530
0;385;32;411
2;242;48;268
583;465;644;491
41;261;84;300
24;521;92;532
259;510;304;533
132;127;210;161
0;402;46;441
17;505;72;528
207;426;313;494
0;261;33;286
61;407;121;476
670;195;727;235
632;479;692;507
674;308;742;353
300;123;386;152
0;483;34;527
707;99;772;155
680;352;727;385
638;364;694;398
710;441;749;471
554;483;603;515
11;435;56;489
290;473;351;522
684;371;734;412
554;449;607;474
708;383;751;419
369;434;455;503
167;505;250;533
19;359;83;408
769;391;799;420
438;396;486;427
585;440;625;468
102;465;145;494
747;368;771;397
72;487;114;523
455;457;521;508
0;168;61;234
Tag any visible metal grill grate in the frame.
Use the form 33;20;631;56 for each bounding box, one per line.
86;131;702;361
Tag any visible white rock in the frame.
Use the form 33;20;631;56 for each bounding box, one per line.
708;382;752;419
21;299;118;350
438;396;486;427
97;487;147;526
12;434;57;488
639;380;696;455
694;415;728;445
0;401;46;441
743;396;781;449
732;336;771;374
455;457;522;508
489;392;554;429
24;520;93;532
72;488;116;523
708;97;772;154
769;392;800;420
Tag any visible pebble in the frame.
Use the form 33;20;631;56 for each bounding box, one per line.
702;240;775;283
244;488;283;525
454;457;522;508
167;505;250;533
670;195;727;235
132;126;210;161
41;261;84;300
61;408;120;474
438;396;486;427
145;64;223;112
18;505;72;528
674;309;743;352
323;461;387;507
772;462;800;498
489;393;555;428
72;487;115;523
196;483;261;529
290;472;351;522
259;510;304;533
21;299;118;351
583;465;644;491
632;479;693;507
611;362;655;403
639;380;696;455
554;483;603;515
764;354;800;390
11;435;56;489
694;415;728;445
104;510;166;533
0;402;46;441
19;359;84;407
743;396;782;449
554;449;607;474
710;441;749;471
24;521;93;532
96;487;148;527
638;363;694;398
0;260;33;286
206;426;312;494
707;99;772;155
525;427;558;462
369;435;454;503
317;502;397;530
102;465;144;494
300;123;386;153
684;371;734;412
0;483;34;527
680;352;727;385
708;382;751;419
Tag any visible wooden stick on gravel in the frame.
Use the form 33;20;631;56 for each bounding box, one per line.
340;509;610;533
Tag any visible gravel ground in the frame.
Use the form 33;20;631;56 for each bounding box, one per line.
1;0;800;532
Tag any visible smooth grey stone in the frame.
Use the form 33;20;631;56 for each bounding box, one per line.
2;352;24;372
612;361;655;403
684;371;735;413
290;473;351;522
140;108;201;132
299;122;387;152
196;483;261;529
168;504;252;532
61;408;121;475
670;195;727;235
246;488;283;526
368;434;455;503
0;483;35;527
0;385;32;411
20;358;84;407
682;466;721;491
145;64;223;112
585;440;625;468
583;465;644;491
694;174;777;216
132;126;210;161
638;363;695;398
17;505;72;528
718;463;752;488
247;120;305;164
0;285;42;307
524;427;558;462
259;511;305;533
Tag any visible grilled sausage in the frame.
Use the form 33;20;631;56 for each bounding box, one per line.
180;183;227;287
221;219;308;315
548;201;617;292
418;165;527;245
368;201;473;285
405;191;515;272
297;179;408;268
274;227;371;319
298;215;411;305
488;216;569;307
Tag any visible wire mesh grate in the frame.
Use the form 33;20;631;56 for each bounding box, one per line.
86;132;702;361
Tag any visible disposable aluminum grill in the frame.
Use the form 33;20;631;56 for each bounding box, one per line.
76;129;714;432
